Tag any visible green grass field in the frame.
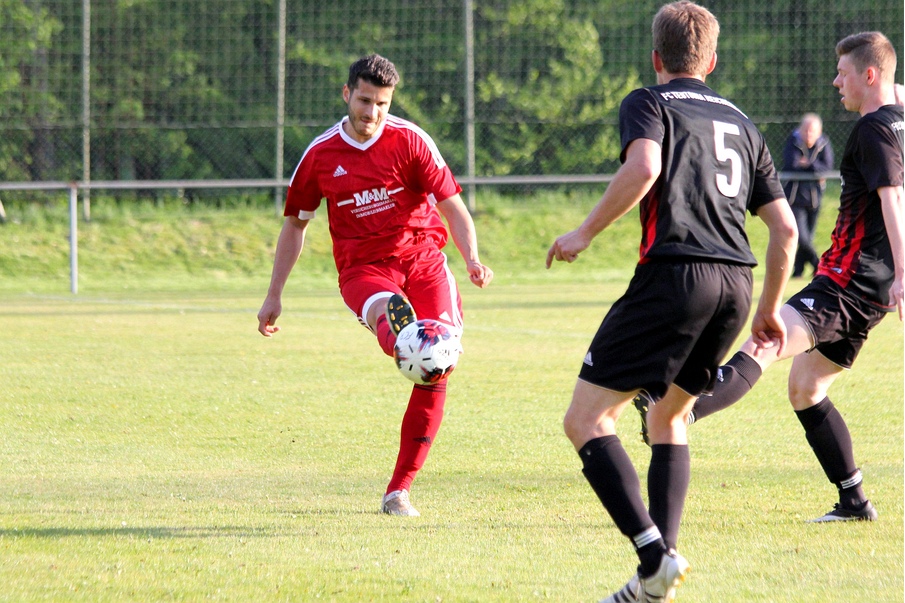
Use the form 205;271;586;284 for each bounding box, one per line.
0;192;901;601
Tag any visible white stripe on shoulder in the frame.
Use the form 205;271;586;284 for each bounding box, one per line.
385;115;447;168
288;121;343;183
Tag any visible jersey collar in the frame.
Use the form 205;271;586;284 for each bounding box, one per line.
339;115;387;151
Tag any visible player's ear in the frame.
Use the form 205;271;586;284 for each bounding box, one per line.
864;66;877;86
705;52;717;75
652;50;663;74
342;84;351;103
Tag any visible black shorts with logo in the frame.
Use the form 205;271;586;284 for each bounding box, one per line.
579;261;753;399
786;276;889;369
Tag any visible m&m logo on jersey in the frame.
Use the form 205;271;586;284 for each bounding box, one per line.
337;186;403;211
353;187;390;206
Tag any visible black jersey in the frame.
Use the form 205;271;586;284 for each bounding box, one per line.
619;78;784;265
817;104;905;310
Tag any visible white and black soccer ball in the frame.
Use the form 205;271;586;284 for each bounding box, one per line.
393;319;461;385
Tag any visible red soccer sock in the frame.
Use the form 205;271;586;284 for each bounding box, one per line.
386;381;447;494
375;313;396;357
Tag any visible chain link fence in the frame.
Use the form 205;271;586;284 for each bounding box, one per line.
1;0;902;198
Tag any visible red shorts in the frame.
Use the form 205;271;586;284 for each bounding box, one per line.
338;246;463;332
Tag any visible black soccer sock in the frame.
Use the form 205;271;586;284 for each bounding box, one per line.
636;539;668;578
579;435;666;574
690;351;762;422
795;397;866;509
647;444;690;551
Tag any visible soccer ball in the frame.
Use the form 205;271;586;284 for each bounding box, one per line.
393;319;461;385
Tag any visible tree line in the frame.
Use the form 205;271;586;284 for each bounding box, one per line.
0;0;901;185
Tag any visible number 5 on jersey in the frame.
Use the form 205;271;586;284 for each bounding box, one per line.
713;120;741;198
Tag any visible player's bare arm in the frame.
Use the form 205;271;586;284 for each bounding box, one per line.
436;194;494;288
546;138;661;268
257;216;309;337
879;184;905;320
749;198;798;352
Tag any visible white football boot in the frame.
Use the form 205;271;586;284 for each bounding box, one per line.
380;489;420;517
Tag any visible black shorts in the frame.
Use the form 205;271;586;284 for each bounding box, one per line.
579;262;753;399
786;276;889;369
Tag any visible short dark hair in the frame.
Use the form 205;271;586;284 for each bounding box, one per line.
347;54;400;89
836;32;897;84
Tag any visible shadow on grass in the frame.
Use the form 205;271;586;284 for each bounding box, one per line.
0;525;277;539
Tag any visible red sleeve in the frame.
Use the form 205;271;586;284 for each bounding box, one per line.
284;150;323;219
408;128;461;202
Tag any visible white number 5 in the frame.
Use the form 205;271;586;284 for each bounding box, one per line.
713;121;741;198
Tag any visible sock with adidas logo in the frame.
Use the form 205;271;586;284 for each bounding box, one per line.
689;351;762;422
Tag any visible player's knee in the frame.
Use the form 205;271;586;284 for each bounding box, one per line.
563;406;598;448
562;408;582;443
787;377;823;410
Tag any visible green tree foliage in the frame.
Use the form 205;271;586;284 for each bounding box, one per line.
0;0;902;183
89;0;276;181
0;0;63;180
473;0;640;175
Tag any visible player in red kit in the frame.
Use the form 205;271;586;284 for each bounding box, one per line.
257;54;493;517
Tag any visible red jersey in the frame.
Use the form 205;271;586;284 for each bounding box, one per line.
284;115;462;274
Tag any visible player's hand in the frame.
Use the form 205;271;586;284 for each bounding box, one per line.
889;277;905;321
750;309;786;356
546;230;590;268
467;261;494;288
257;297;283;337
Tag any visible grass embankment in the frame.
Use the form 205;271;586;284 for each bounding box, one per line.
0;184;842;295
1;188;708;294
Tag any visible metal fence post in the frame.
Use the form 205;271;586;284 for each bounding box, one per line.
275;0;287;214
82;0;91;221
69;184;79;294
464;0;476;212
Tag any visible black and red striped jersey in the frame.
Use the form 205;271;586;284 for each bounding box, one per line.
619;78;785;266
817;104;905;310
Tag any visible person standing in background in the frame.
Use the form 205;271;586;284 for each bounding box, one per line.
783;113;834;277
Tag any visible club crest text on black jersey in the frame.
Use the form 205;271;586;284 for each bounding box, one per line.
619;78;785;266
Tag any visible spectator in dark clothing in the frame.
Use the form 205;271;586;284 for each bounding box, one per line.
783;113;834;277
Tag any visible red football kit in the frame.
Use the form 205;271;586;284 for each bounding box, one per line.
285;115;465;336
284;114;467;496
285;114;462;274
